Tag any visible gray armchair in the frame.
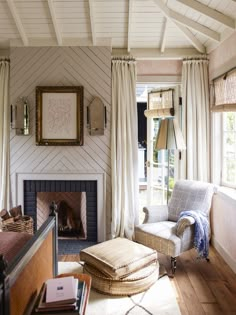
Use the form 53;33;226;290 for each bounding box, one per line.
134;180;216;274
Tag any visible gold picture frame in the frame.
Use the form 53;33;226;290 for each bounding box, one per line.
36;86;84;146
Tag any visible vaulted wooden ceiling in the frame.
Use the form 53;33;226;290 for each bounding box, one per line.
0;0;236;58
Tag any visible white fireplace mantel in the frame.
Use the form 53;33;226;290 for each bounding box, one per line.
16;172;106;242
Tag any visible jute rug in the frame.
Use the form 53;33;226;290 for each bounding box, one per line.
58;262;181;315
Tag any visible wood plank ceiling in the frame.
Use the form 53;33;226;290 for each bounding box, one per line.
0;0;236;58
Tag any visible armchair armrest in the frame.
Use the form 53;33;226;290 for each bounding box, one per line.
142;205;168;224
175;216;195;237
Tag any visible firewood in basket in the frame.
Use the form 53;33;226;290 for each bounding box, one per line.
0;209;11;221
9;205;22;217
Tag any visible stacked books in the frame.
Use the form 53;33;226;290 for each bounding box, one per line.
33;276;87;315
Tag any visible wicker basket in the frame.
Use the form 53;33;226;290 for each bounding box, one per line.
2;215;34;235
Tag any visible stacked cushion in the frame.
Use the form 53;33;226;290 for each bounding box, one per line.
80;237;159;295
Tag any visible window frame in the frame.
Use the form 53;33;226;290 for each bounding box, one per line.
221;112;236;189
211;111;236;189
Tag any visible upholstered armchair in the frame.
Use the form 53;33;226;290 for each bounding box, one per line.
134;180;216;274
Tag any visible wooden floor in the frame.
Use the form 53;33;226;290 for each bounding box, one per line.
58;245;236;315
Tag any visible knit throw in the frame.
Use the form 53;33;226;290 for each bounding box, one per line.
178;210;209;259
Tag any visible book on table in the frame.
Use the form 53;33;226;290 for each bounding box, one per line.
33;276;86;314
46;276;78;305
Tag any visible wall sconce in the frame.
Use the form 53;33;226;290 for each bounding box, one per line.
87;97;107;135
11;97;30;135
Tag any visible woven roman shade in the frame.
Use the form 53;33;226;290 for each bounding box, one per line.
211;68;236;112
144;89;174;118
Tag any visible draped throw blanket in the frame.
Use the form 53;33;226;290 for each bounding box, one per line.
178;210;209;258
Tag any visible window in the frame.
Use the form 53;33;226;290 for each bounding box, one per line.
212;68;236;189
136;83;180;221
222;112;236;188
153;118;175;201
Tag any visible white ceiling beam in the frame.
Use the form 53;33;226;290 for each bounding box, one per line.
6;0;28;46
152;0;205;52
152;0;220;42
176;23;205;53
171;10;220;42
112;47;201;60
47;0;62;46
177;0;235;29
161;18;168;53
128;0;134;52
88;0;96;45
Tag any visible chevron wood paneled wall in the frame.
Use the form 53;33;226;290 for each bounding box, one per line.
10;46;111;236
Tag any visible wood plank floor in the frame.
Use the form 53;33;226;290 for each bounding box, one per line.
58;245;236;315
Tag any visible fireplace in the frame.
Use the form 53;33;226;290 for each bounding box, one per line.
37;192;87;239
16;173;106;242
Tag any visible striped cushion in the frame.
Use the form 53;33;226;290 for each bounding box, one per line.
80;237;157;279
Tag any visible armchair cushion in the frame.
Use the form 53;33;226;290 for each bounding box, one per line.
135;221;181;257
168;180;215;222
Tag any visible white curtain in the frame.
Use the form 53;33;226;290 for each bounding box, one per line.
0;59;10;210
181;57;210;182
111;57;139;239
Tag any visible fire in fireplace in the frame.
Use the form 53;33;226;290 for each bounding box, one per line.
37;192;87;239
57;200;81;236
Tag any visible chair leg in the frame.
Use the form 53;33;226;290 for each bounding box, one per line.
171;256;177;275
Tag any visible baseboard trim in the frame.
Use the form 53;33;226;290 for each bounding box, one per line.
211;236;236;273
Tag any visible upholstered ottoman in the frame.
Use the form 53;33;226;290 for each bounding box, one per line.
80;237;159;296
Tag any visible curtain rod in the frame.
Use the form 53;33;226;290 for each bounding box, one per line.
112;56;136;61
0;57;10;62
183;54;208;61
213;65;236;81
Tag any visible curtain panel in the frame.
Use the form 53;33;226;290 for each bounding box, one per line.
0;59;10;210
181;56;210;182
111;57;139;240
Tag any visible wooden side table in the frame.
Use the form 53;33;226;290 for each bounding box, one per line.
57;273;91;315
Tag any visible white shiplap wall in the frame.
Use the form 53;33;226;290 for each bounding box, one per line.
10;46;111;236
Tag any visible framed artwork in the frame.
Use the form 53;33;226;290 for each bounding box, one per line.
36;86;84;146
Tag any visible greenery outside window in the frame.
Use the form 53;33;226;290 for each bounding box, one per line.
222;112;236;188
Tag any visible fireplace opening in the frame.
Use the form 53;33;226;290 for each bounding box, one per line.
37;192;87;239
23;179;98;242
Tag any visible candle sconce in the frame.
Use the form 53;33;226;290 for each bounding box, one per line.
11;97;30;135
87;97;107;135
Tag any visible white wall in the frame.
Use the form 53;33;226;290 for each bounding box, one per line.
10;46;112;237
211;192;236;273
209;31;236;81
0;49;9;57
